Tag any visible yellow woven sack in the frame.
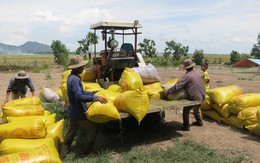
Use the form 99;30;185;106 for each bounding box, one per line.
39;88;44;97
143;82;162;90
221;115;243;128
201;95;213;111
0;138;54;155
60;82;68;105
245;123;260;136
161;79;178;86
118;67;143;92
228;93;260;114
99;89;121;102
237;106;260;127
114;88;149;123
2;105;44;118
0;138;61;163
3;96;42;107
206;85;243;107
212;103;230;118
107;84;121;92
147;91;162;100
46;119;64;143
86;92;120;123
143;82;164;100
0;119;46;142
202;110;222;123
257;110;260;123
82;82;103;91
61;69;71;83
44;110;51;115
7;113;56;127
80;68;96;82
55;88;63;98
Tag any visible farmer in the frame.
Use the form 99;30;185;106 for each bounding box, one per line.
60;55;107;159
4;70;35;104
201;63;210;90
167;59;206;131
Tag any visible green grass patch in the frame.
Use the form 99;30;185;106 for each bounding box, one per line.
115;139;244;163
42;95;244;163
42;101;67;122
60;139;244;163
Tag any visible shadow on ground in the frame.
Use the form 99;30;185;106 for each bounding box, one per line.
91;113;184;154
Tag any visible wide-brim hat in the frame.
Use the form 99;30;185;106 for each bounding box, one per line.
183;59;196;70
68;55;89;69
15;70;29;79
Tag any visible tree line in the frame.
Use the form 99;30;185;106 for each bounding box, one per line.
50;32;260;67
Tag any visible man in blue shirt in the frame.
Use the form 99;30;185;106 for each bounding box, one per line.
5;70;35;104
60;55;107;159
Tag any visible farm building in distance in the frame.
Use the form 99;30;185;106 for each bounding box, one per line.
232;58;260;67
231;58;260;74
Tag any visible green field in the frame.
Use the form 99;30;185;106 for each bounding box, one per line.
203;54;230;63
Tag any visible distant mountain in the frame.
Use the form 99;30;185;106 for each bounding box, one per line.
0;41;52;54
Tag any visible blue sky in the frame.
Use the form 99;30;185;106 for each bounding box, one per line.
0;0;260;54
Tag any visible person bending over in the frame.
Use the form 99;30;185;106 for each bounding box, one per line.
168;59;206;131
5;70;35;104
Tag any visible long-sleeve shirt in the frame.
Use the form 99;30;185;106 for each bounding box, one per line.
67;71;98;120
169;69;206;102
7;77;35;94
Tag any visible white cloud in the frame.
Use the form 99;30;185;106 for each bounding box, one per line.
0;0;260;54
30;10;59;22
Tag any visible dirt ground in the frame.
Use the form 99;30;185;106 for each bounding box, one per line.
0;66;260;162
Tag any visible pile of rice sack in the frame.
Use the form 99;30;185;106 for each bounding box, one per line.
0;97;63;162
201;85;260;136
60;64;177;124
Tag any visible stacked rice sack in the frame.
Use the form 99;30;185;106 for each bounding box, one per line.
101;66;185;123
202;85;244;125
106;67;150;124
0;97;63;162
245;110;260;136
59;67;151;124
60;65;188;125
131;63;185;101
60;68;121;123
201;85;260;136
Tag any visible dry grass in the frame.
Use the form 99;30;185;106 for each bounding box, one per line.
0;54;56;72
